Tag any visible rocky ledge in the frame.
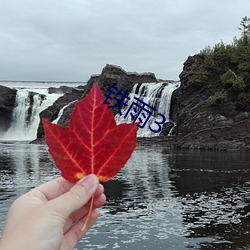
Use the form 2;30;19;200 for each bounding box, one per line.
86;64;159;115
88;64;157;90
173;55;250;151
36;87;85;139
0;85;17;132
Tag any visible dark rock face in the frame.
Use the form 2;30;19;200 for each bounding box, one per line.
0;85;17;132
36;87;85;139
26;92;46;125
88;64;157;90
175;55;250;151
86;64;158;115
159;122;175;136
169;87;181;122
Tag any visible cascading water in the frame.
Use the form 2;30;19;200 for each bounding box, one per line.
116;81;180;137
52;100;78;124
7;90;31;137
1;89;62;141
0;80;178;141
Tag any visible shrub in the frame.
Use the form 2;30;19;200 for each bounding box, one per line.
207;91;228;106
221;71;246;91
200;46;213;55
221;71;236;86
186;64;209;86
238;91;247;100
233;76;246;91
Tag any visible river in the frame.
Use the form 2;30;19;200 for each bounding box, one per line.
0;142;250;249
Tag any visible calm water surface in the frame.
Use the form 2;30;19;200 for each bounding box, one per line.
0;142;250;249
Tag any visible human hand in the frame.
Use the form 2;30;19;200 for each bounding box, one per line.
0;174;106;250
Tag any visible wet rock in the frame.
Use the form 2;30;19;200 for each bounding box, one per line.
159;122;175;136
0;85;17;133
36;88;85;139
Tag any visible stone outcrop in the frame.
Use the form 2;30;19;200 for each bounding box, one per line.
159;121;175;136
0;85;17;133
174;55;250;151
36;87;85;139
88;64;157;91
85;64;158;115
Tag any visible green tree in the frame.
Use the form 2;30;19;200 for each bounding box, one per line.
238;16;250;44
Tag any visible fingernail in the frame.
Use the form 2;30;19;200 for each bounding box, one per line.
78;174;98;191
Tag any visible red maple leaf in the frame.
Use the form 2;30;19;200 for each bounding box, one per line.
42;82;138;183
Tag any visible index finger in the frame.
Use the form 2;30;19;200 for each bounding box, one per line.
34;177;74;201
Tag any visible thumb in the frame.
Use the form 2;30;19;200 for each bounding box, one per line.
47;174;99;219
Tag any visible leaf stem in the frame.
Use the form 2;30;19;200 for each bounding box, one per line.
80;196;94;232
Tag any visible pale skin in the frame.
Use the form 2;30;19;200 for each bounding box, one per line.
0;174;106;250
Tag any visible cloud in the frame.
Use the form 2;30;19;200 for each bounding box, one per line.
0;0;249;81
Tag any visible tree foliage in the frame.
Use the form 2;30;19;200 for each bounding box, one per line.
238;16;250;44
185;17;250;112
206;91;228;106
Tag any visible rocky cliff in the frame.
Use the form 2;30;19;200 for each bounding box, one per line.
0;85;17;133
174;54;250;150
36;87;85;139
86;64;158;115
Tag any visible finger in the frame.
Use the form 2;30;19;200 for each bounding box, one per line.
83;191;106;212
62;209;100;249
63;185;105;232
47;174;99;219
63;193;106;233
32;177;74;201
34;178;104;201
95;184;104;197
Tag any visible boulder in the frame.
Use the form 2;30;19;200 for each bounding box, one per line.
36;87;85;139
0;85;17;132
88;64;157;90
86;64;158;115
159;121;175;136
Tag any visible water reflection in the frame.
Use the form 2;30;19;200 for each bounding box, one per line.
0;143;250;249
0;142;58;230
83;146;189;249
0;143;57;190
169;150;250;249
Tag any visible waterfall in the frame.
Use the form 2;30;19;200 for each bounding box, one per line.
52;100;78;124
0;80;178;141
8;90;31;136
1;89;62;141
116;81;180;137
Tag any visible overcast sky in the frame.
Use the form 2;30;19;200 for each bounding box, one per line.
0;0;249;82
